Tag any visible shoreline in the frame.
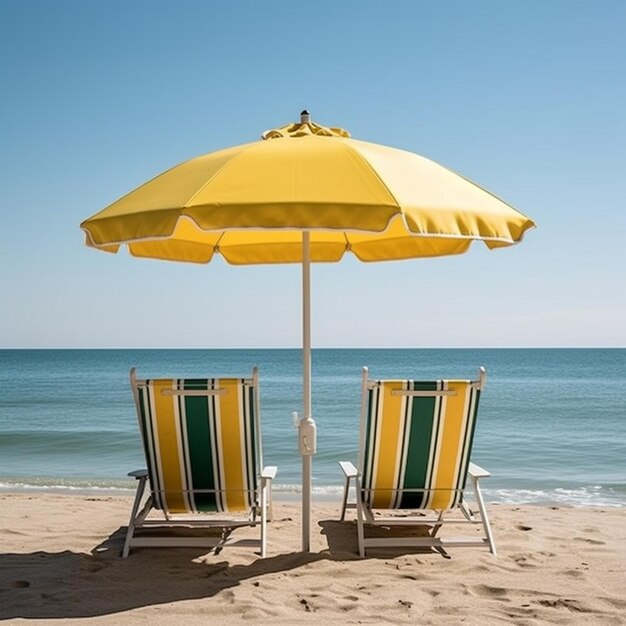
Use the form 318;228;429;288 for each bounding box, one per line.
1;482;624;508
2;493;626;623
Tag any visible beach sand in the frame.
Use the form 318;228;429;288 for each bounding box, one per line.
1;493;625;624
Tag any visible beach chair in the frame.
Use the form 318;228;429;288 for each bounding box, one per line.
123;367;277;558
339;367;496;557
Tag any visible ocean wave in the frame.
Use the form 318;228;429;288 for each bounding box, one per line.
0;478;135;494
483;484;626;507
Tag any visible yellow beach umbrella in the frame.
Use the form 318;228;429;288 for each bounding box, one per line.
81;111;535;551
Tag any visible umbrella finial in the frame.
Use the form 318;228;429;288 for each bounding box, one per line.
262;113;351;139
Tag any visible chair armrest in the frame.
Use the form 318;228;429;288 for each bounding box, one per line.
128;469;148;479
468;462;490;479
261;466;277;480
339;461;358;478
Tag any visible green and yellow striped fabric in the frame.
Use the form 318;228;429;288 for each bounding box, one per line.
361;379;480;511
135;377;257;514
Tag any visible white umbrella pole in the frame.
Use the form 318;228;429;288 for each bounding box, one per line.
300;230;316;552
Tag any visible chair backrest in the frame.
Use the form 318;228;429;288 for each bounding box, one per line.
130;368;261;514
359;367;485;511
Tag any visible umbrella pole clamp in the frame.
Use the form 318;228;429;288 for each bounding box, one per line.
294;411;317;552
297;413;317;456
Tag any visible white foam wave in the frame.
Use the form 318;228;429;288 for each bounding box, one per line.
0;481;134;495
483;485;624;507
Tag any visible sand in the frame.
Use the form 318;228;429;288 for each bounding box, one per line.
1;493;625;624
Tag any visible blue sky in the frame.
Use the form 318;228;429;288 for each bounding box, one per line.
1;0;625;348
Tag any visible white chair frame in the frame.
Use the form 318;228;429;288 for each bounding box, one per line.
339;367;496;557
123;366;277;558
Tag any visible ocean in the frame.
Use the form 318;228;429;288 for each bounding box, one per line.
1;349;624;506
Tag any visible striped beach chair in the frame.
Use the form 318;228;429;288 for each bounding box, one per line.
339;367;495;556
123;367;277;557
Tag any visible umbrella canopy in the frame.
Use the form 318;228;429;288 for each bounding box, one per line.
81;111;535;552
82;114;534;264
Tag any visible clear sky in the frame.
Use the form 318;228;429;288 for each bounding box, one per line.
1;0;625;348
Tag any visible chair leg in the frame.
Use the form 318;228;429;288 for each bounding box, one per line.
122;475;148;558
260;478;268;558
340;474;352;521
472;476;497;555
267;480;274;523
355;477;366;557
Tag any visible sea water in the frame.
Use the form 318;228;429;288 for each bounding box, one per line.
1;349;624;506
